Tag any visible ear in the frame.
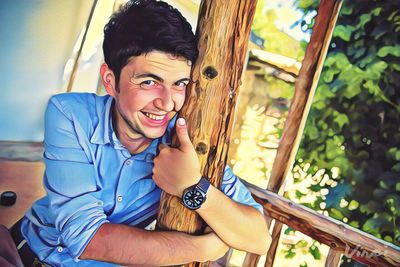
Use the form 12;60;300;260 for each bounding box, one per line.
100;63;117;97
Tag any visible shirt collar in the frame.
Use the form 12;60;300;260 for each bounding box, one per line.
90;95;114;145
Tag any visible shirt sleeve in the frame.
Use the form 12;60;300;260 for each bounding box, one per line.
220;166;264;214
43;96;108;261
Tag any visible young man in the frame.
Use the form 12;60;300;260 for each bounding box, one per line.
19;1;270;266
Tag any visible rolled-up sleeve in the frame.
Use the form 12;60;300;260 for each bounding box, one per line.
43;96;108;260
220;166;263;214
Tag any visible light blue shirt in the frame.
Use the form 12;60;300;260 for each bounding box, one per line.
21;93;262;266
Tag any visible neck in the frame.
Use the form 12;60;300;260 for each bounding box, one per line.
112;104;152;154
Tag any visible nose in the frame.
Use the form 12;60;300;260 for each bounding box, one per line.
154;86;174;111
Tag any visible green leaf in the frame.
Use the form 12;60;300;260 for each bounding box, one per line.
357;13;372;28
285;250;296;259
329;207;344;220
308;126;319;140
308;245;321;260
380;180;389;190
334;113;349;129
349;221;360;228
348;200;359;210
362;216;382;235
333;25;355;41
297;239;309;248
396;183;400;192
284;227;295;235
295;190;307;199
377;46;400;57
371;7;382;16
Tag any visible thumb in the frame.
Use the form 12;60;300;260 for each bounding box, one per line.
176;118;192;151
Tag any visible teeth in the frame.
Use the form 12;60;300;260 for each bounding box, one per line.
144;112;165;121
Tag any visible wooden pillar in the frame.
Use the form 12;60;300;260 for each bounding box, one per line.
325;249;342;267
156;0;258;266
243;0;343;266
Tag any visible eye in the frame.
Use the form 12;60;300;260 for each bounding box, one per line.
140;80;157;89
174;81;188;90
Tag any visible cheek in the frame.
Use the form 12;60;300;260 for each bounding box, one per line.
120;91;152;110
173;92;186;110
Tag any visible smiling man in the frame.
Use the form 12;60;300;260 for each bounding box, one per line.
16;1;270;266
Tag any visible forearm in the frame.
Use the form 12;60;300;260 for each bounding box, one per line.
80;223;212;265
197;186;271;255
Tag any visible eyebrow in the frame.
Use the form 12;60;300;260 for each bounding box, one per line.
132;73;190;84
133;73;164;82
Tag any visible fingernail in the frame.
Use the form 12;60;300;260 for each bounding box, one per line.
178;118;186;126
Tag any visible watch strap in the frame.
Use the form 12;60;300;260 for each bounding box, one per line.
196;177;210;194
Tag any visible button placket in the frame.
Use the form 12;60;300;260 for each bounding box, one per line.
115;158;133;208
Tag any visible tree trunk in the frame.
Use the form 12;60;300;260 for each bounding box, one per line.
156;0;258;266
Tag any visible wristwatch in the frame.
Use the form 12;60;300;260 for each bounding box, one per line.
182;177;210;210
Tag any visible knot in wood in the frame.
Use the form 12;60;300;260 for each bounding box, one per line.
331;242;337;248
203;66;218;80
196;142;208;155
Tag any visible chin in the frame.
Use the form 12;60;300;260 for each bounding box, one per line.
141;128;168;139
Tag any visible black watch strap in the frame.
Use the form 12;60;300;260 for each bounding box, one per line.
197;177;210;193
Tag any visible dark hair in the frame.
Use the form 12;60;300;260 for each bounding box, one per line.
103;0;198;83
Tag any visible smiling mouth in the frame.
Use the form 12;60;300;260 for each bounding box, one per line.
143;112;166;121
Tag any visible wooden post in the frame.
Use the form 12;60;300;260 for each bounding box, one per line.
325;249;342;267
243;0;342;266
156;0;258;266
66;0;98;92
242;180;400;267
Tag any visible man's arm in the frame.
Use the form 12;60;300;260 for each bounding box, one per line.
197;185;270;255
153;118;271;255
80;223;228;265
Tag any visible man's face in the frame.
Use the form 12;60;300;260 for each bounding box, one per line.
112;51;191;139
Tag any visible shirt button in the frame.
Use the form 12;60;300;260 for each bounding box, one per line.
57;246;63;253
125;159;132;166
117;196;123;202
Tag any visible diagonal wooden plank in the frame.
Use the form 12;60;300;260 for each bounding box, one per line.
243;0;343;266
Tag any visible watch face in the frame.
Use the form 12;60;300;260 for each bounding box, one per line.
183;189;205;210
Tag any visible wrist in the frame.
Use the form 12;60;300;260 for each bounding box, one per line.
181;176;210;210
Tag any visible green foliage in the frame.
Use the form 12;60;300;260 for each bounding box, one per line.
252;1;304;60
294;0;400;256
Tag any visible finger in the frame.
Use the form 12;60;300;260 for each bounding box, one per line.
175;118;192;152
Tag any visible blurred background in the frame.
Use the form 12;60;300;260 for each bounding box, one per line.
0;0;399;266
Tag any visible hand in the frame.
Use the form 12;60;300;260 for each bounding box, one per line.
201;227;230;262
153;118;201;197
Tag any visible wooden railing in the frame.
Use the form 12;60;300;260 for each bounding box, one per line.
241;180;400;267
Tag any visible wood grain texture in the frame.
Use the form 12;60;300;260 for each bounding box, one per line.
156;1;258;266
242;180;400;267
325;249;342;267
243;0;343;266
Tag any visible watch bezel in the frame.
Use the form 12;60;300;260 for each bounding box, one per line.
182;186;206;210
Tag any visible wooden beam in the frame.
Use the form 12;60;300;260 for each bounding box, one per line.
66;0;98;92
242;180;400;267
243;0;342;266
156;0;258;266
